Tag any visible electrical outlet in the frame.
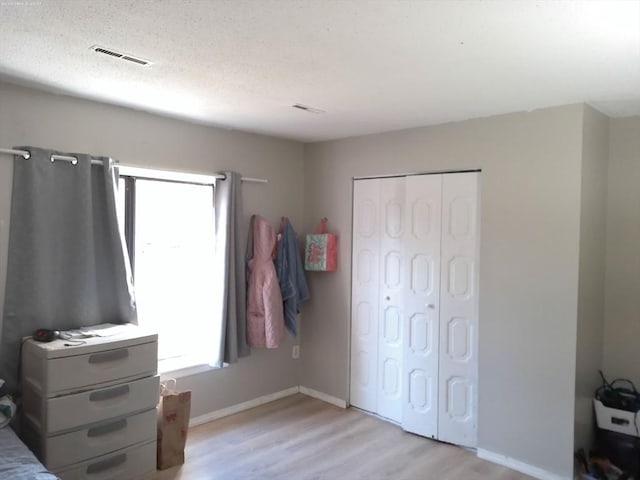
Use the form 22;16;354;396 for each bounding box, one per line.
292;345;300;359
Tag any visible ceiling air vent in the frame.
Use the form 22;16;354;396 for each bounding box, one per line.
93;47;122;58
121;55;149;66
292;103;325;114
91;46;152;66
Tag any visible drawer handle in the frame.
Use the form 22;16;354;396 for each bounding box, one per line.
89;385;130;402
86;453;127;474
89;349;129;364
87;418;128;437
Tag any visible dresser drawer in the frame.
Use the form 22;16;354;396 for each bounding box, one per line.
47;376;159;433
43;409;157;470
55;439;156;480
46;341;157;394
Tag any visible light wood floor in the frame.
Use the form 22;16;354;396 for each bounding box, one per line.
152;394;533;480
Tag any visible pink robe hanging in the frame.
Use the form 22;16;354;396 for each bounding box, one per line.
246;215;284;348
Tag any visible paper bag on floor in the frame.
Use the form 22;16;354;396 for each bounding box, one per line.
157;379;192;470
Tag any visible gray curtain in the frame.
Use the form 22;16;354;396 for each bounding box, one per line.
0;147;137;393
213;171;249;367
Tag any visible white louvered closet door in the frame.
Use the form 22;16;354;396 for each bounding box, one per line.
401;174;442;438
437;172;479;447
376;177;405;422
350;179;381;413
350;172;478;449
349;177;406;423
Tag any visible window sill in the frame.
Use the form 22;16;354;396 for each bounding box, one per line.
159;357;227;380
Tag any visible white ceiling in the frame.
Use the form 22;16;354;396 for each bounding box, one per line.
0;0;639;142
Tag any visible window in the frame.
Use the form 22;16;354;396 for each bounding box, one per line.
117;168;220;373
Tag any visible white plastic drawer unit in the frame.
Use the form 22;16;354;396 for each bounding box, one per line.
47;375;159;433
20;324;159;479
55;439;156;480
42;409;157;470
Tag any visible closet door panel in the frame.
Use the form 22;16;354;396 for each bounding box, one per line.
377;177;405;422
402;174;442;438
438;172;479;447
350;179;381;413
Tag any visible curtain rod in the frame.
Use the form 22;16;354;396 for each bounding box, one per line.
0;147;267;183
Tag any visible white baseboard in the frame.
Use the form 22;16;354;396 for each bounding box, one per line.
299;385;347;408
188;385;346;428
189;386;299;427
477;448;571;480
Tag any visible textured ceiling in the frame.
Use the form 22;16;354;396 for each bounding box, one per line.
0;0;638;142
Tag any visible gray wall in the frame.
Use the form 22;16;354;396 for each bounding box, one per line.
2;78;623;477
0;81;305;418
302;105;585;478
604;116;640;385
574;106;608;453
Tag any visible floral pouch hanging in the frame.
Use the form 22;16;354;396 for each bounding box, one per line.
305;217;337;272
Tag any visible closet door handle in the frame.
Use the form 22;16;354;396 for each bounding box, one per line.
89;385;130;402
426;304;435;309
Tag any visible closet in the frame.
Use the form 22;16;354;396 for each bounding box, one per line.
349;171;479;448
